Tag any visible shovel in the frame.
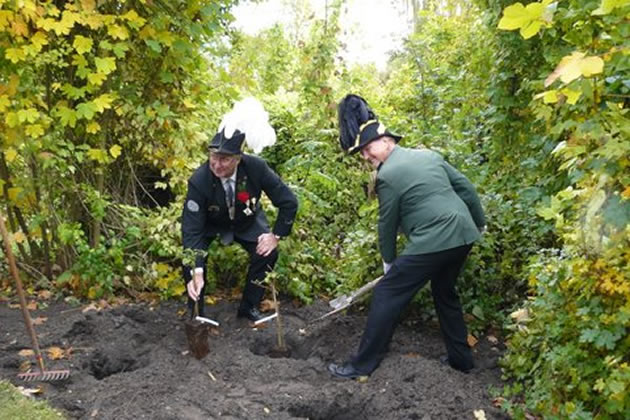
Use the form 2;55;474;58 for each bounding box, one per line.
184;301;217;360
0;212;70;382
313;276;383;322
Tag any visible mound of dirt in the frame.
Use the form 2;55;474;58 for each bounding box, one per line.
0;297;506;419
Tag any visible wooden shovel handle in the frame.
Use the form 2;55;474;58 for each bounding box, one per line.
0;212;45;372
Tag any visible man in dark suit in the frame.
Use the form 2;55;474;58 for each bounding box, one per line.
181;101;298;322
329;94;486;378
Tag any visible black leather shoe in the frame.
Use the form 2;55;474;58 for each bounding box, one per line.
237;307;264;322
328;362;366;380
439;355;473;373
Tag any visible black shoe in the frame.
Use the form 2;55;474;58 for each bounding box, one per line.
237;307;264;322
439;355;473;373
328;362;367;380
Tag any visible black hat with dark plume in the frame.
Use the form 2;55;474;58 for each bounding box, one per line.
337;94;401;154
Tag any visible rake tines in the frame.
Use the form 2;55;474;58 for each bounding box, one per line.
0;213;72;383
18;369;71;382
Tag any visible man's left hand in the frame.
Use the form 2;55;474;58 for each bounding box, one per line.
256;233;279;257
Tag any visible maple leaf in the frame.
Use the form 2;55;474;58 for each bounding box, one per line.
73;35;93;55
47;346;65;360
32;316;48;325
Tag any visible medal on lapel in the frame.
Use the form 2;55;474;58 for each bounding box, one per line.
236;176;254;216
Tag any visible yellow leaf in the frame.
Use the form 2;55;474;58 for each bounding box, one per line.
6;47;27;63
11;18;29;37
621;186;630;199
109;144;122;158
592;0;630;15
80;0;96;12
18;349;35;357
47;346;65;360
87;72;107;86
86;121;101;134
579;56;604;77
26;301;37;310
182;99;196;109
93;93;114;112
13;231;26;244
5;147;17;162
561;88;582;105
108;24;129;40
0;10;13;32
18;107;39;123
498;3;529;30
5;111;19;127
87;286;98;299
73;35;93;55
87;148;107;163
520;20;542;40
30;31;49;51
122;10;146;27
83;14;103;29
26;124;44;138
545;52;604;87
32;316;47;325
535;90;559;103
467;334;479;347
173;284;186;296
155;276;170;290
8;187;22;202
0;94;9;112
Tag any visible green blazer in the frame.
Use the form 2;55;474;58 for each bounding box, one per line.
377;146;485;263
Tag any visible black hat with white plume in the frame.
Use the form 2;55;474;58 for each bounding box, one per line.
209;98;276;155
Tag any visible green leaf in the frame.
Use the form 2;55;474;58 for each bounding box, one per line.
592;0;630;15
94;56;117;75
145;39;162;53
76;102;98;120
56;106;77;128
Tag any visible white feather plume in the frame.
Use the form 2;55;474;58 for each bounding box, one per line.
218;97;276;154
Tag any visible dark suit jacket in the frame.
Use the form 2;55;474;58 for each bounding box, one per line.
377;147;485;263
182;154;298;268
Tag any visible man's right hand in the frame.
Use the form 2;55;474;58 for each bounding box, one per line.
187;271;204;301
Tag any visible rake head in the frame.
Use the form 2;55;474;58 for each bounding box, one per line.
18;369;71;382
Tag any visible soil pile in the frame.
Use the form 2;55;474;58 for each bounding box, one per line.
0;298;506;419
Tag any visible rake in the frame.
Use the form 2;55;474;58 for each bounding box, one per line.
0;212;70;382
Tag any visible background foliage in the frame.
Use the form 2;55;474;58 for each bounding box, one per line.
1;0;628;418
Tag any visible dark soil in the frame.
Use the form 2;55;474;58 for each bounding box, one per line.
0;296;507;419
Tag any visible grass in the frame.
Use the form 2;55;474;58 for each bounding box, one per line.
0;380;65;420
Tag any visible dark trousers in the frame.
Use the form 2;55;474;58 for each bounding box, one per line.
183;237;278;317
350;244;474;374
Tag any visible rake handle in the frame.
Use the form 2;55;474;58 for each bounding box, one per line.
0;212;46;373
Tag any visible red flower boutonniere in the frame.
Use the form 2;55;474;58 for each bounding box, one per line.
237;191;250;203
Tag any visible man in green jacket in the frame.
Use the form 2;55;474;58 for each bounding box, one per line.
329;94;486;379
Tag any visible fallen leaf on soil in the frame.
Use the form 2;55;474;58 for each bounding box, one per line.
205;295;217;305
32;316;48;325
357;375;369;383
467;334;478;347
18;349;35;357
38;290;52;300
405;352;420;358
259;299;276;312
82;303;100;313
47;346;65;360
177;308;187;317
487;335;498;345
492;397;506;407
26;301;37;310
17;386;42;397
19;360;31;372
8;303;20;309
473;409;487;420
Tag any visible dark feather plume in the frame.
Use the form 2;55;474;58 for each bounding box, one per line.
337;94;376;152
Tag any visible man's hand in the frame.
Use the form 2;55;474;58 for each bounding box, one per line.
256;232;279;257
187;271;204;301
